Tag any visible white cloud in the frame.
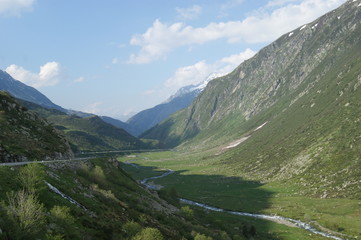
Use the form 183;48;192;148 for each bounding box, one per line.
82;102;103;115
218;48;257;73
164;48;256;91
6;62;62;88
128;0;346;64
165;61;212;90
220;48;256;65
176;5;202;20
0;0;36;17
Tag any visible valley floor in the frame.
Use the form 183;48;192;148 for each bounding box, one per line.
118;150;361;240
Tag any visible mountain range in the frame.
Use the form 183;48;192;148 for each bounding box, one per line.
126;77;216;136
0;67;211;139
142;0;361;197
0;1;360;239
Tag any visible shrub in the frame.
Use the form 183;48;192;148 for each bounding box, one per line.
194;233;213;240
122;221;142;238
49;205;78;238
6;190;45;238
180;206;194;219
18;163;45;194
91;165;106;186
132;227;164;240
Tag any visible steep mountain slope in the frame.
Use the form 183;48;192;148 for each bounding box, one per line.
21;100;148;152
127;80;211;136
0;70;64;111
0;91;73;162
142;0;361;197
100;115;137;136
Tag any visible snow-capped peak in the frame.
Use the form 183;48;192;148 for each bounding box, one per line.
165;72;223;103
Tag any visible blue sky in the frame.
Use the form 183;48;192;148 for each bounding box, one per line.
0;0;347;120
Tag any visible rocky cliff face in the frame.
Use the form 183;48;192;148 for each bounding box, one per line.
0;91;73;162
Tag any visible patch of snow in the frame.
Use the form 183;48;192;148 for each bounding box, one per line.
224;136;250;149
312;23;318;30
255;122;268;131
191;80;209;91
165;73;221;103
300;25;307;30
358;3;361;6
289;32;294;37
337;16;341;19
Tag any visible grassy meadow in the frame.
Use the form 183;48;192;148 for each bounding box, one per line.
118;150;361;240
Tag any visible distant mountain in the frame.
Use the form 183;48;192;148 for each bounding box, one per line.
0;69;146;142
21;100;151;152
127;75;221;136
0;70;64;111
100;116;137;136
0;91;73;162
142;0;361;198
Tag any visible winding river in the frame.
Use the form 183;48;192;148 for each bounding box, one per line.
140;169;346;240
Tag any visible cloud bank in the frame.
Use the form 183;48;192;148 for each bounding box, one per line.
165;48;256;91
0;0;36;17
6;62;62;88
128;0;346;64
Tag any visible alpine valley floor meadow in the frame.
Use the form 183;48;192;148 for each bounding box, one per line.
118;150;361;240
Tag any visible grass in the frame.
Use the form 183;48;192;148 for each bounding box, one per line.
118;150;361;239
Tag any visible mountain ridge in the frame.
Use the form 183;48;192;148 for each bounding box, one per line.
0;91;73;162
126;77;216;136
0;70;65;111
141;0;361;198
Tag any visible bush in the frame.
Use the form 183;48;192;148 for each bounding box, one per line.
194;233;213;240
91;165;106;186
6;190;45;239
132;227;164;240
49;205;79;238
122;221;142;238
180;206;194;219
18;163;45;194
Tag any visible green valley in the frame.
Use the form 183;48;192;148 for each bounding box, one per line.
0;0;360;239
118;150;361;240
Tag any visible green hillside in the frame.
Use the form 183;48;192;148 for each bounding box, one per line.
0;159;268;240
142;1;361;198
22;100;152;152
0;91;73;162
